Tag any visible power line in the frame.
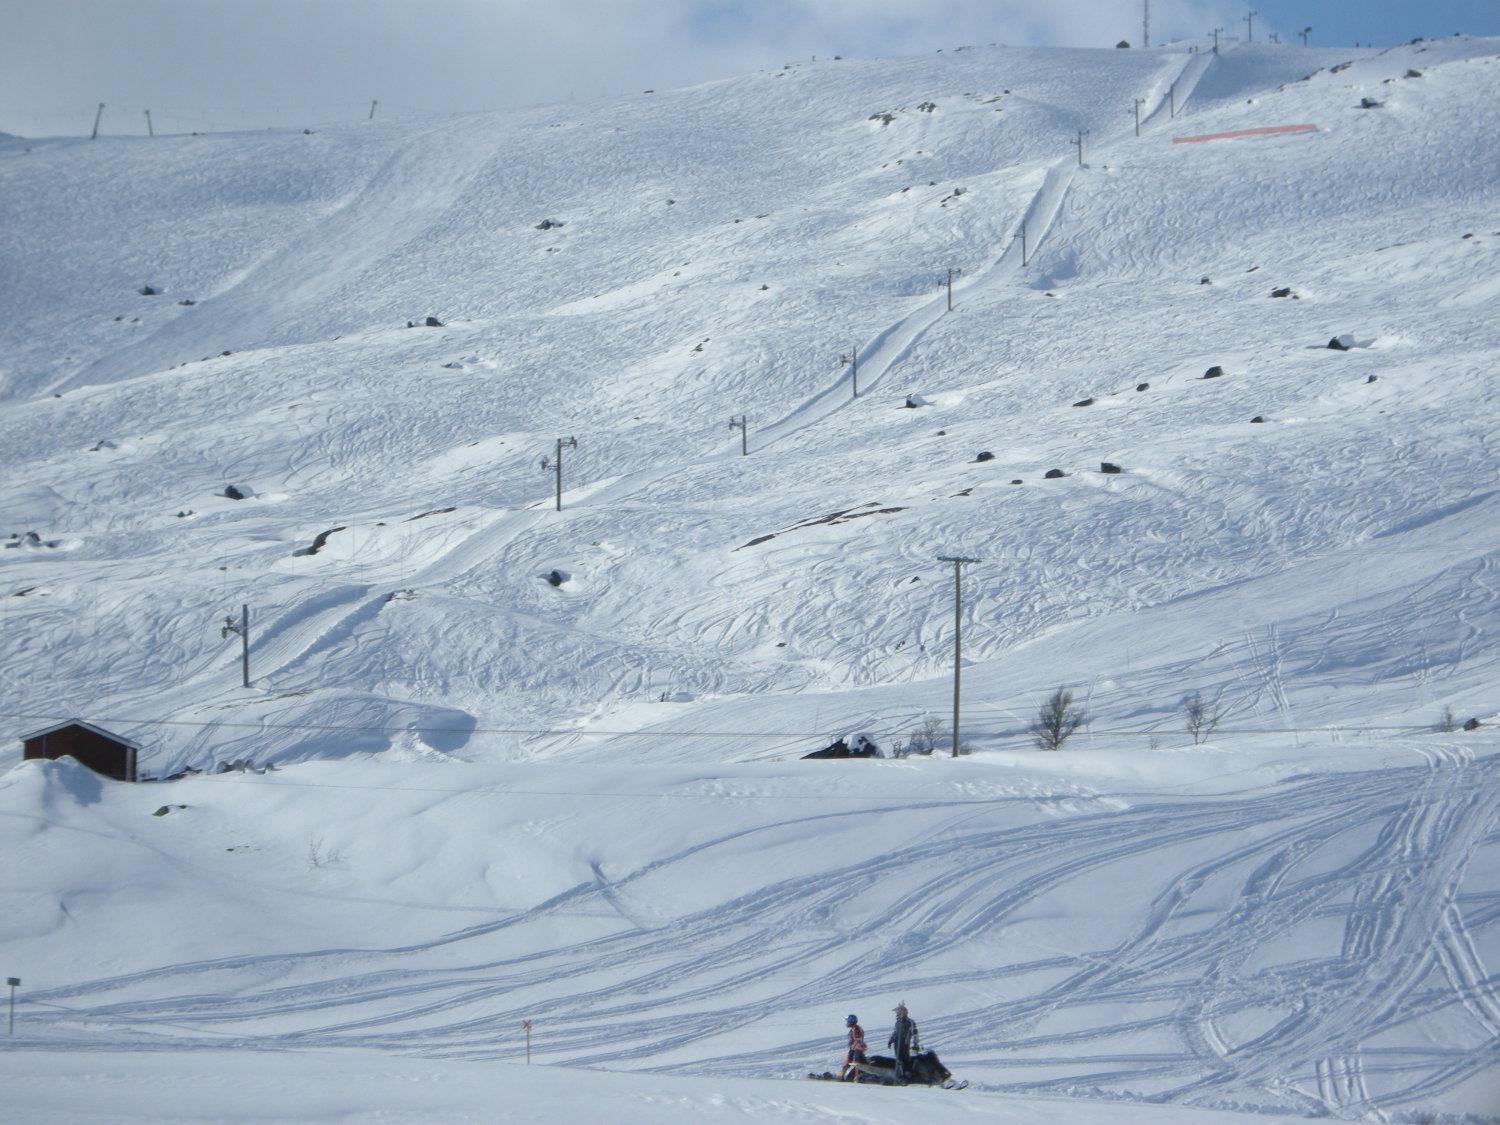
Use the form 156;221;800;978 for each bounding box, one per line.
0;711;1451;741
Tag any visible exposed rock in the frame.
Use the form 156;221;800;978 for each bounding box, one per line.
803;733;880;760
1073;397;1095;407
138;285;159;296
904;394;929;408
424;315;443;327
1405;68;1423;78
534;218;565;230
1116;39;1131;48
1200;277;1212;285
974;451;995;463
1327;334;1354;351
1136;382;1150;392
1463;717;1481;731
1010;478;1023;484
1366;374;1378;383
546;569;570;587
1359;97;1383;109
1270;287;1293;298
1250;415;1265;423
177;299;195;306
1203;366;1225;379
917;101;937;113
1100;462;1122;474
1044;468;1066;479
222;484;249;500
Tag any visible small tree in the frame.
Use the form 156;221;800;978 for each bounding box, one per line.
907;714;946;755
1032;687;1085;751
1183;690;1225;744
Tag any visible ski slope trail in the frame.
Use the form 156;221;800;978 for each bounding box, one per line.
754;49;1213;454
13;750;1498;1118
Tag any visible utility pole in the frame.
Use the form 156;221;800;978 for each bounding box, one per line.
7;977;18;1036
1300;26;1312;46
1075;129;1089;165
1133;97;1145;136
540;437;577;510
144;109;153;137
728;415;748;456
1245;10;1257;44
90;102;105;140
936;556;979;757
368;99;379;121
220;604;250;689
1142;0;1150;48
1213;27;1222;54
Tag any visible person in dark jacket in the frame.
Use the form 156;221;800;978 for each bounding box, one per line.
888;1001;919;1079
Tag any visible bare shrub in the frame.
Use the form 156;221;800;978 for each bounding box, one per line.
906;715;947;755
1183;690;1225;744
307;835;345;869
1032;688;1085;751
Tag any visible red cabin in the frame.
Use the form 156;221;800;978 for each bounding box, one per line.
21;720;140;782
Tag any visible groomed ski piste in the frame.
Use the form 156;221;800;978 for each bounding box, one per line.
2;32;1499;1124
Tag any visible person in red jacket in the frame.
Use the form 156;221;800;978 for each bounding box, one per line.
839;1014;867;1080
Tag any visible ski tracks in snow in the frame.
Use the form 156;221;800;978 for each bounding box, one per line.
17;751;1500;1118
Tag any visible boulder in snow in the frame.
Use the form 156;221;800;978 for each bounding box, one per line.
1073;397;1095;407
1250;415;1265;423
1100;462;1122;474
222;484;250;500
904;394;930;408
1136;382;1150;392
1327;334;1354;351
534;218;565;230
424;316;444;328
546;569;570;587
1044;468;1066;479
1366;374;1378;383
974;451;995;463
1270;287;1293;298
1203;366;1225;379
1463;717;1481;731
138;285;159;296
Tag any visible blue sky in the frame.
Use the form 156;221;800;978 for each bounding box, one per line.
2;1;1497;137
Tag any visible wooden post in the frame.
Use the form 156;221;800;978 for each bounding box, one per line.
90;103;105;140
946;267;954;312
368;99;379;121
144;109;153;137
7;977;19;1036
936;556;979;757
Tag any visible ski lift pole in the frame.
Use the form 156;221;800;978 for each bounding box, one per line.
523;1019;532;1063
7;977;18;1036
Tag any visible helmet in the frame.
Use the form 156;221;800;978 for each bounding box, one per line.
845;1014;859;1027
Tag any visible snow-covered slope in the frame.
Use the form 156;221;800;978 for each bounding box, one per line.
1;35;1498;1122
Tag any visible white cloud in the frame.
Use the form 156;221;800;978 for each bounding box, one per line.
0;0;1237;136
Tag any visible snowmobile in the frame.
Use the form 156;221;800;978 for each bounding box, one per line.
807;1048;967;1090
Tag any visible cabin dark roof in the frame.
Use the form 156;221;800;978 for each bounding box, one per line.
20;719;143;751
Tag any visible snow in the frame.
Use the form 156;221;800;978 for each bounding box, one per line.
1;34;1499;1122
